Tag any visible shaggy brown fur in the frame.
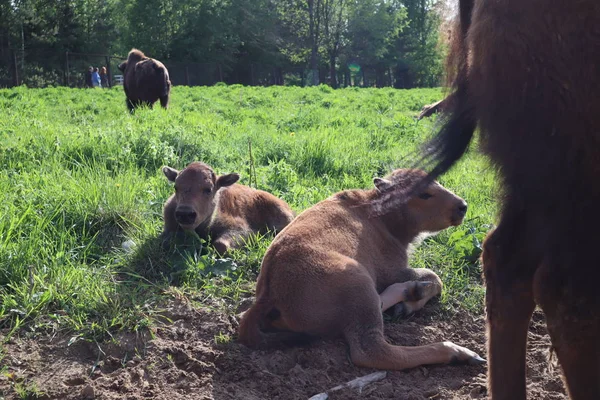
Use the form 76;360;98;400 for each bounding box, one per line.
118;49;171;112
418;1;600;399
238;169;485;370
162;162;294;255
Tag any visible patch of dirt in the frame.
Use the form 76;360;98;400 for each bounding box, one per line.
0;301;566;399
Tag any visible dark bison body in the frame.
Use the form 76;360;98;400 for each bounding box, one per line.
415;0;600;399
118;49;171;112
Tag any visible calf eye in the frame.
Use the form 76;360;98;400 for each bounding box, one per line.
203;188;212;195
419;193;433;200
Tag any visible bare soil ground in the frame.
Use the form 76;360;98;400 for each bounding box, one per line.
0;300;566;400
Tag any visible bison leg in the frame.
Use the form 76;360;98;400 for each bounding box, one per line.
212;239;230;256
126;98;136;113
343;281;483;369
483;217;538;400
379;280;437;313
160;95;169;109
383;268;443;317
534;263;600;400
212;233;241;256
417;98;447;120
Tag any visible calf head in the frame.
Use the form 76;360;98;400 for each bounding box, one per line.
163;162;240;230
374;169;467;233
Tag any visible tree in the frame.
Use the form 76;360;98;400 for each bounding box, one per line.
393;0;446;88
0;0;448;88
322;0;348;88
345;0;406;87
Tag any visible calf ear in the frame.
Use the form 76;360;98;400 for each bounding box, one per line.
118;62;127;72
162;166;179;182
373;177;392;192
216;173;240;188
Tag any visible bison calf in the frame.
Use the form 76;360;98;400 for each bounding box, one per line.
239;168;484;370
162;162;294;255
118;49;171;113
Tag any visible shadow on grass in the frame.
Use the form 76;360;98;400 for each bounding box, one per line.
119;232;205;286
119;231;252;287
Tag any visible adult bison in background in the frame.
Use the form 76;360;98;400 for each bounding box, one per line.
414;0;600;399
118;49;171;112
161;162;295;255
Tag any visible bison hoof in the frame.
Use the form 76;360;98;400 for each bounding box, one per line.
213;241;229;256
160;233;173;250
445;342;486;366
390;302;413;319
403;280;434;302
468;354;487;365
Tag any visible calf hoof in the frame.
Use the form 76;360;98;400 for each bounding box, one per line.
390;302;413;319
213;240;229;256
160;233;174;250
444;342;486;365
403;280;435;302
468;355;487;365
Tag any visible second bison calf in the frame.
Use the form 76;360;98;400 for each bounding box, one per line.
161;162;294;254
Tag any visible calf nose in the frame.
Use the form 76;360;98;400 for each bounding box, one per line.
175;208;197;225
457;201;468;216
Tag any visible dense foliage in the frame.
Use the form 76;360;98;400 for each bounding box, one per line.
0;0;449;87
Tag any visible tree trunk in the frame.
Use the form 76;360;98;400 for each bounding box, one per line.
376;67;385;88
329;52;337;88
12;49;19;86
319;65;326;84
308;0;319;85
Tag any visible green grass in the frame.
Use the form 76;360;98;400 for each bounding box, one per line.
0;84;497;340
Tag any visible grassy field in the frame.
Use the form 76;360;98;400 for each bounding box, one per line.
0;84;497;344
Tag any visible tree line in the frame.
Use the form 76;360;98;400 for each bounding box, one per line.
0;0;450;88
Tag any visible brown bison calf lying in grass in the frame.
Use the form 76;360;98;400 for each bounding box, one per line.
162;162;294;255
239;168;484;370
118;49;171;113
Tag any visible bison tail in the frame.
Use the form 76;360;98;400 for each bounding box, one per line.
419;0;476;182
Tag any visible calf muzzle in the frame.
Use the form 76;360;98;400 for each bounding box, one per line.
175;207;197;225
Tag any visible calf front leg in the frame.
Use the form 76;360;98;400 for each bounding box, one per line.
380;268;443;316
212;236;232;256
383;267;443;317
212;229;249;256
379;280;439;313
